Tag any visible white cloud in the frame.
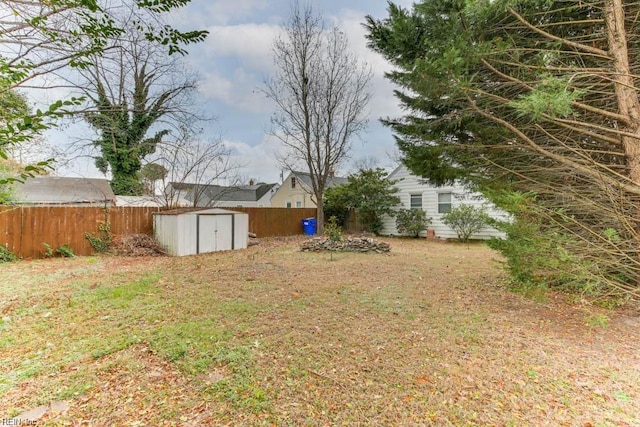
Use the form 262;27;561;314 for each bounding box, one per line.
224;134;283;183
330;10;404;120
199;69;270;113
204;0;270;25
170;0;270;27
193;9;403;120
201;23;281;70
199;72;233;102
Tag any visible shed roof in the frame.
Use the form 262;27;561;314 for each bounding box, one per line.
153;207;247;216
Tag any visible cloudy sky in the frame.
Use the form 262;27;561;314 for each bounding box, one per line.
57;0;414;184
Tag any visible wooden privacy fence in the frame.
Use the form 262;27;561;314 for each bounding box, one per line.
343;208;365;234
0;206;317;259
0;206;161;259
230;207;316;238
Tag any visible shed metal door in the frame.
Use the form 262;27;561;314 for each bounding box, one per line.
198;214;233;253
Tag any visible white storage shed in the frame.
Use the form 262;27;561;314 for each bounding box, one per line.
153;208;249;256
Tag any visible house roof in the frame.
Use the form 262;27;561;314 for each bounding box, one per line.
115;196;162;207
154;207;247;216
387;164;405;180
290;171;348;189
14;176;115;205
168;182;278;205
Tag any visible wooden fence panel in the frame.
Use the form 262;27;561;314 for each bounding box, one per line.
343;208;365;233
0;206;22;256
0;206;317;259
0;206;162;259
231;207;317;237
109;207;157;235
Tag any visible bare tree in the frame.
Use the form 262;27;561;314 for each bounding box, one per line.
263;3;372;233
0;0;205;91
351;156;380;173
0;0;206;179
149;126;243;208
77;20;201;195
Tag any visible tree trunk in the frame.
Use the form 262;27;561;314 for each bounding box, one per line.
605;0;640;286
316;194;325;235
605;0;640;182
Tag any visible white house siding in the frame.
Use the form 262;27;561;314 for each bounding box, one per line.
380;165;506;240
213;200;261;208
270;174;316;208
211;192;276;207
256;184;279;207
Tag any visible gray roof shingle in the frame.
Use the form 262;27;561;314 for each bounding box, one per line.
291;171;348;189
14;176;115;205
169;182;278;206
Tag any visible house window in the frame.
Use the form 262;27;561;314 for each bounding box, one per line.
410;194;422;210
438;192;452;214
286;201;292;208
296;201;302;208
291;177;296;189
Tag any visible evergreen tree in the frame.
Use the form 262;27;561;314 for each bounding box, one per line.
366;0;640;297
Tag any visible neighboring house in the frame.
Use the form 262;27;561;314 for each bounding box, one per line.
380;164;506;239
270;171;348;208
115;195;162;207
165;181;280;208
12;176;116;206
115;195;189;207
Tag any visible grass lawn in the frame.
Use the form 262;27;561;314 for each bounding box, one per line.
1;236;639;426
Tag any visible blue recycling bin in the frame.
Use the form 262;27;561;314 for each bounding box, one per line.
302;218;317;235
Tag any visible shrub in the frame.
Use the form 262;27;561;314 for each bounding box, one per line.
84;210;113;253
395;208;431;237
0;245;18;262
57;244;75;258
325;168;400;235
43;242;54;258
324;216;343;242
486;191;606;293
366;216;384;236
442;204;490;242
323;185;350;227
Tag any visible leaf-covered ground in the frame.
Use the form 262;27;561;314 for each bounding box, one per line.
1;236;639;426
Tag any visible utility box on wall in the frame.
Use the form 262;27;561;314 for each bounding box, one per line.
153;208;249;256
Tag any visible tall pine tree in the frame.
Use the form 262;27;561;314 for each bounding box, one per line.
366;0;640;297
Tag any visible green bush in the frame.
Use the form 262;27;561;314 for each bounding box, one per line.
0;245;18;262
442;204;490;242
324;216;343;242
57;244;75;258
43;242;54;258
488;217;571;286
84;210;113;253
323;185;350;227
395;208;431;237
325;168;400;235
485;190;616;295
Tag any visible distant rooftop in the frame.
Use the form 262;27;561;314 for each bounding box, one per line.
13;176;115;205
290;171;348;189
168;182;278;206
